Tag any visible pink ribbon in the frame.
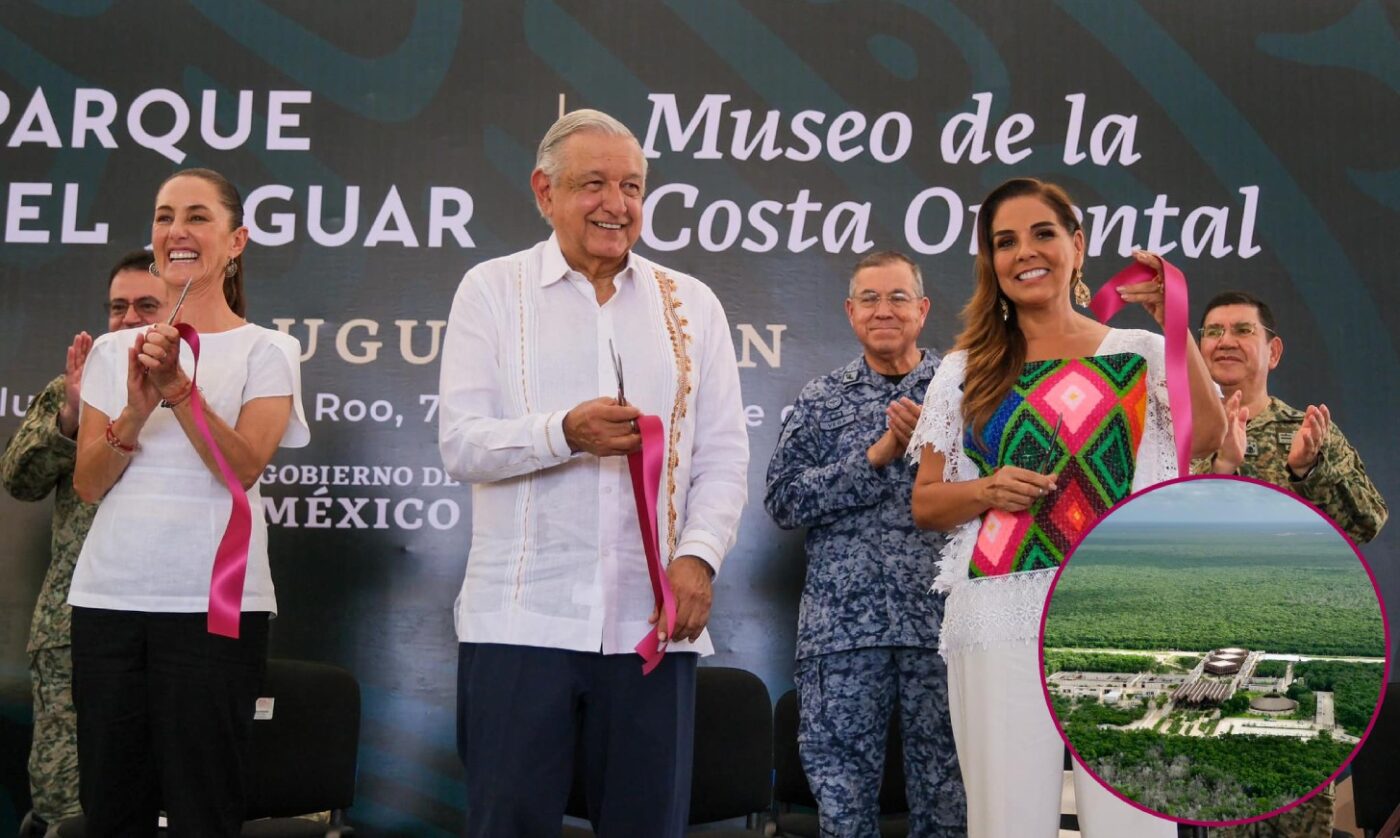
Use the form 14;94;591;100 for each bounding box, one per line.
174;323;252;638
628;414;676;674
1087;257;1193;475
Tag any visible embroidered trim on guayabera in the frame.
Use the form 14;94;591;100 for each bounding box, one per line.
653;268;691;565
511;260;534;607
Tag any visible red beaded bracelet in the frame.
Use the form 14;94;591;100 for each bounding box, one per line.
104;420;138;456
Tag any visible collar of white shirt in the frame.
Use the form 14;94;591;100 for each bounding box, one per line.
539;233;643;289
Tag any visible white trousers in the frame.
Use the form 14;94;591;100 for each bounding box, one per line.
945;640;1177;838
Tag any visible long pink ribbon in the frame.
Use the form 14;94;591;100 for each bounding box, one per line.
174;324;252;638
1087;258;1193;476
629;414;676;674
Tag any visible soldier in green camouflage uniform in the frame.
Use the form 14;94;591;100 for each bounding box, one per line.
1191;291;1387;546
1191;291;1385;838
0;250;167;834
3;374;92;830
1193;396;1387;545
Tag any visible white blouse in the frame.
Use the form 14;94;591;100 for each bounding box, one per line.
69;323;309;614
908;328;1177;655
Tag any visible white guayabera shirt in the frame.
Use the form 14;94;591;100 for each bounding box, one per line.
438;235;748;656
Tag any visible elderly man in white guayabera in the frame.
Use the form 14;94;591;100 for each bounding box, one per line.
438;109;748;838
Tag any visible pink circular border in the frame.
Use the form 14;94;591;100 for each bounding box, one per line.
1036;472;1393;829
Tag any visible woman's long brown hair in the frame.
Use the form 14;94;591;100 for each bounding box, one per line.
955;177;1081;449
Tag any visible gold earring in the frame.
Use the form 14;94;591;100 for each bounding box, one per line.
1073;267;1091;308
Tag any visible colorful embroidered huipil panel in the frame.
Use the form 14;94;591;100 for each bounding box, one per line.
963;352;1147;578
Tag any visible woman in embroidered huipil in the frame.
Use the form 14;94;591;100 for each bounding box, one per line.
909;178;1224;838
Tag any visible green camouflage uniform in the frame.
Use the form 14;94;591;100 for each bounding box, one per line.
1191;397;1387;545
1;374;94;823
1194;396;1385;836
1212;784;1335;838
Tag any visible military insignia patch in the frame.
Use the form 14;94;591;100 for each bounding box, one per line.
819;409;856;431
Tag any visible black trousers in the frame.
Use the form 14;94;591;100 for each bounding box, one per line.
71;608;269;838
457;643;697;838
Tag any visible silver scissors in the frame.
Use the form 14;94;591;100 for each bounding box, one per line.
166;274;195;325
1035;412;1064;474
140;270;193;377
609;339;627;406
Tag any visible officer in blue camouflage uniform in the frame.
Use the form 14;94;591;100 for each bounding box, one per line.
0;250;167;836
766;251;966;837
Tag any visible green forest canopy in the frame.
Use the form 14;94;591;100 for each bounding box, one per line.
1069;725;1352;822
1045;526;1382;656
1295;661;1385;736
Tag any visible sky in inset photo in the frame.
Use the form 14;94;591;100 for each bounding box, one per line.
1102;477;1331;527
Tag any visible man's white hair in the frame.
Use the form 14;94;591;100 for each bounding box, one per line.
535;108;647;183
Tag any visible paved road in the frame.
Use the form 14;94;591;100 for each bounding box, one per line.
1047;647;1385;665
1316;691;1335;729
1215;718;1316;739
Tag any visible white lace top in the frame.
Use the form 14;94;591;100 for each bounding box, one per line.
908;328;1177;655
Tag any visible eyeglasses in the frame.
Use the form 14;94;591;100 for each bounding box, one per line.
106;299;162;318
851;291;920;310
1198;322;1274;340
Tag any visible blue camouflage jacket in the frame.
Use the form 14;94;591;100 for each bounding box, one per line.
765;350;947;660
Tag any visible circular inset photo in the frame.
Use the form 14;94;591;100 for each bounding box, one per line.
1039;476;1389;827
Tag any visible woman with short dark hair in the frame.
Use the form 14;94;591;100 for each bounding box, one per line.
70;168;309;836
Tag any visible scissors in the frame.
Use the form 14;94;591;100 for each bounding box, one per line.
609;339;627;406
166;273;195;325
137;271;194;377
608;339;641;436
1035;412;1064;474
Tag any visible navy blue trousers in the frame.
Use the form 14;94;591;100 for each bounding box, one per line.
456;643;696;838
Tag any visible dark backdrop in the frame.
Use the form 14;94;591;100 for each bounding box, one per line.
1;2;1395;834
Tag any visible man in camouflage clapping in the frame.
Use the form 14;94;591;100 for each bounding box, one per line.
1194;290;1385;838
1;250;168;836
1192;290;1387;545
